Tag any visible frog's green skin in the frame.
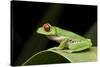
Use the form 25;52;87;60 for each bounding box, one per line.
37;26;92;53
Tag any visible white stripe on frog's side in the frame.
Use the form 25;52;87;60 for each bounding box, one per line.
47;36;65;42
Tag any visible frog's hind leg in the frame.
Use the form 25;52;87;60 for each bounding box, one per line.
63;48;89;53
63;49;83;53
63;39;92;53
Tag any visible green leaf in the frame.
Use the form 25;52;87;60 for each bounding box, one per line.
22;47;97;65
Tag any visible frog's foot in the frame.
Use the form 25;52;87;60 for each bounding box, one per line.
63;50;75;53
51;47;61;50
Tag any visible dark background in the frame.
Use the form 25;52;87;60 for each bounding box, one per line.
11;1;97;66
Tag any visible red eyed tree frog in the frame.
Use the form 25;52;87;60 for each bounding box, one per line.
37;23;92;53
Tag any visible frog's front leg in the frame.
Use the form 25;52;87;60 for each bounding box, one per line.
63;39;92;53
51;38;68;50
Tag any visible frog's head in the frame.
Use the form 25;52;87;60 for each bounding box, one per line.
37;23;56;35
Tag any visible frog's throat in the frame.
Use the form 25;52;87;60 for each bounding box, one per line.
47;36;65;42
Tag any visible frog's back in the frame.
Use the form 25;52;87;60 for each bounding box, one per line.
55;27;86;41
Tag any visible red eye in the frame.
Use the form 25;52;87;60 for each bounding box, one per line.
43;23;51;32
